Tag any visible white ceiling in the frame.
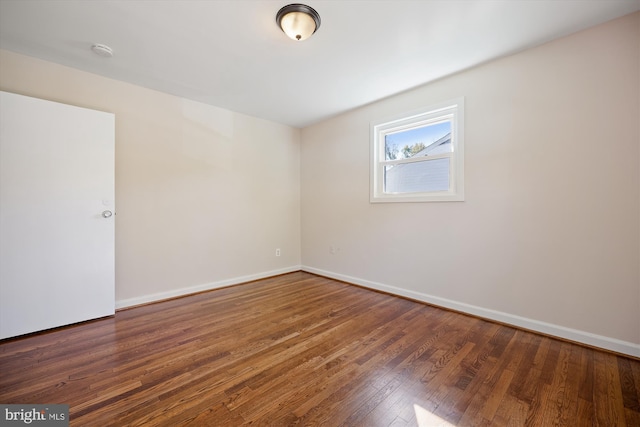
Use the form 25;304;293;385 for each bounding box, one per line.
1;0;638;128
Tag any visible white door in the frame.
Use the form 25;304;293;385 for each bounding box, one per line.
0;91;115;339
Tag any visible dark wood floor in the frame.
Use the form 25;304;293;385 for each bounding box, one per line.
1;272;638;426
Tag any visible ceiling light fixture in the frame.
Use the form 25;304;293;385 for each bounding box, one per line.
276;3;321;41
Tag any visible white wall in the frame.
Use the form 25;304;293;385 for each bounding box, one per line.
301;13;640;356
0;50;301;307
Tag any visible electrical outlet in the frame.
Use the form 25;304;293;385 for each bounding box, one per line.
275;248;281;257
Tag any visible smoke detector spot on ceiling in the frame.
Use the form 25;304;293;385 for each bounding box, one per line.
91;43;113;58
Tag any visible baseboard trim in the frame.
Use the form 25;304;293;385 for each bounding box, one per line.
301;265;640;358
115;265;302;310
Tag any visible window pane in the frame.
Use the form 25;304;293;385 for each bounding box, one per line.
384;158;449;193
384;121;451;161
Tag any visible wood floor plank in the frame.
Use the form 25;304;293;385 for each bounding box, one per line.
618;356;640;412
593;348;628;426
492;393;529;426
0;271;637;426
560;344;588;424
576;397;595;426
539;342;572;426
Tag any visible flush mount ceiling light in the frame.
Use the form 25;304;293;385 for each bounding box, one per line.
276;3;321;41
91;43;113;58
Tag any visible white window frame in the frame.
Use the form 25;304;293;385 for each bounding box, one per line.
370;97;464;203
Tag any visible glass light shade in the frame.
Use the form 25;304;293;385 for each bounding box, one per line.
280;11;317;41
276;4;321;41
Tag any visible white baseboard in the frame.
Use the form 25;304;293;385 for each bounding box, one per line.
301;265;640;358
115;265;302;310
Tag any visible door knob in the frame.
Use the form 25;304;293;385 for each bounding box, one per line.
101;210;113;218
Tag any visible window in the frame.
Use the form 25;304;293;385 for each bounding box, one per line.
370;98;464;202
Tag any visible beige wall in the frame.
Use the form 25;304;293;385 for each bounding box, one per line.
301;13;640;354
0;50;301;306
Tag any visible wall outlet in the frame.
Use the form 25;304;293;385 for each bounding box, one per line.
275;248;281;257
330;245;339;255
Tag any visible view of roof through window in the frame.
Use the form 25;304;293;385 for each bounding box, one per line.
385;121;451;161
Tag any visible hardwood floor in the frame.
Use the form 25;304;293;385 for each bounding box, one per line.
1;271;638;426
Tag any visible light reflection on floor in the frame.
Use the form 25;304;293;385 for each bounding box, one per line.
414;404;456;427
